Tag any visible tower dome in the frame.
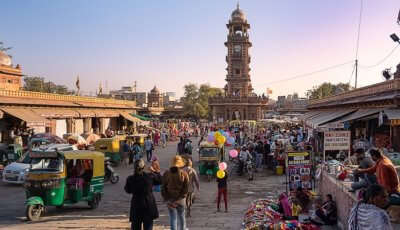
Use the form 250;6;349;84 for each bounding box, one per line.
151;86;160;94
231;3;246;21
0;50;12;66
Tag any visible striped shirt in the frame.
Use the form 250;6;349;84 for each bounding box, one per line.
348;203;392;230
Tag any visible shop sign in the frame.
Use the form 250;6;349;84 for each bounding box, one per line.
324;131;351;151
391;119;400;126
286;152;312;192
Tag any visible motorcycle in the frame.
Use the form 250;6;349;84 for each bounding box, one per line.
104;157;119;184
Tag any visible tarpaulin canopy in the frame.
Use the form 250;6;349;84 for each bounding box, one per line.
131;113;152;121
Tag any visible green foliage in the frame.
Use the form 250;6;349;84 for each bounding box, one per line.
306;82;352;100
23;76;74;95
182;83;223;119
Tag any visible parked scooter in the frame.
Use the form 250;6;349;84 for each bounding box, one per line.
104;157;119;184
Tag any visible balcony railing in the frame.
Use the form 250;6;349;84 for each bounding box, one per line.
209;96;268;105
308;78;400;106
0;89;136;107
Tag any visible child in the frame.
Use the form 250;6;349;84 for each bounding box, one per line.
291;199;302;220
216;170;228;212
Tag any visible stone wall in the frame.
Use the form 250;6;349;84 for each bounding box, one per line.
319;171;357;230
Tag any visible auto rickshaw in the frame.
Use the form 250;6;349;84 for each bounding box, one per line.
198;141;225;181
24;150;104;221
93;137;125;163
126;134;147;148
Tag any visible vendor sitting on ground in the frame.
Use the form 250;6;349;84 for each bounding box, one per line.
349;148;376;193
295;186;311;211
308;194;337;226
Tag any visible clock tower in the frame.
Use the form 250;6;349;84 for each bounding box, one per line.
209;4;268;123
225;3;253;97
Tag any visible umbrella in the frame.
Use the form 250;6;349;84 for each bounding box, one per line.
82;133;100;145
67;135;87;145
31;133;66;144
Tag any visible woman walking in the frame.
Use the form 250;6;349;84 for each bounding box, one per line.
124;159;161;230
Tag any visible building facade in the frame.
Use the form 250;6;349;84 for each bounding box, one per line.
0;51;22;91
148;86;163;108
209;5;268;122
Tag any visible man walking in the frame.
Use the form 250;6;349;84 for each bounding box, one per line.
144;137;154;162
162;156;189;230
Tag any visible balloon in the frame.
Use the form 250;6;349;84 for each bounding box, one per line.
215;131;221;138
229;149;238;158
229;137;235;145
207;135;215;142
219;162;227;171
216;170;225;179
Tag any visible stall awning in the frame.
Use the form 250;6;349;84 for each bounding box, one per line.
131;113;152;121
384;109;400;120
301;111;323;121
307;109;356;128
32;108;80;118
337;109;383;123
1;107;49;127
120;112;142;123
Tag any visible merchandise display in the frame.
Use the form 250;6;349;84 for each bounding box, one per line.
242;198;320;230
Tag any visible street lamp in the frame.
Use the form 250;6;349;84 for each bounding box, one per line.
390;33;400;44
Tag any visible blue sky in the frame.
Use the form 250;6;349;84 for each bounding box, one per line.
2;0;399;98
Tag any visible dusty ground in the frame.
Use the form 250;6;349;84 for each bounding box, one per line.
0;138;315;230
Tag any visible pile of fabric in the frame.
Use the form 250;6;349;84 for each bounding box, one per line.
243;198;320;230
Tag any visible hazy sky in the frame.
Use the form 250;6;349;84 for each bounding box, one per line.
2;0;400;99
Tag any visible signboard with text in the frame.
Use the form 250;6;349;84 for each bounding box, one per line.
324;131;351;151
286;152;313;192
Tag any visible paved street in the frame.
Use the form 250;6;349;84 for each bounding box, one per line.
0;138;287;230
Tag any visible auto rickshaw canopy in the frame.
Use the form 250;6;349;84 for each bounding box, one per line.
199;141;224;149
62;151;105;177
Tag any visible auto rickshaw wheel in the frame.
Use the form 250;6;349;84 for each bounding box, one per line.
89;194;100;209
110;175;119;184
26;204;42;221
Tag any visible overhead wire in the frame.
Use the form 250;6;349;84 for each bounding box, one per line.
358;44;400;69
264;61;354;85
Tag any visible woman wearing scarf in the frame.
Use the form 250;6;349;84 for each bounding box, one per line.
124;159;161;230
278;193;292;218
348;184;392;230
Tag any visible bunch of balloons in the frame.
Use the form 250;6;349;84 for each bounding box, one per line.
206;130;235;146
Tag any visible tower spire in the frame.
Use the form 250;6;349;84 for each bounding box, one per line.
237;1;239;10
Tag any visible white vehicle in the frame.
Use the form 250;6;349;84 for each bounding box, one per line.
2;144;77;184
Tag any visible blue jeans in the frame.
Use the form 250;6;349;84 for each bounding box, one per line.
168;204;186;230
256;154;263;169
146;150;152;162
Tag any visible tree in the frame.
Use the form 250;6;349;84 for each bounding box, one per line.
23;76;74;95
306;82;352;100
182;83;223;120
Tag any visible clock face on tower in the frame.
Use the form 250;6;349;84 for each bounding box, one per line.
234;45;241;53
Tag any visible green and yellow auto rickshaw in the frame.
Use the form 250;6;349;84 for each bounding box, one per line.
126;134;147;148
198;142;225;181
93;137;125;163
24;150;104;221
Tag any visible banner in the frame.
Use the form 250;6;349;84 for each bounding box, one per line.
324;131;351;151
286;152;312;192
